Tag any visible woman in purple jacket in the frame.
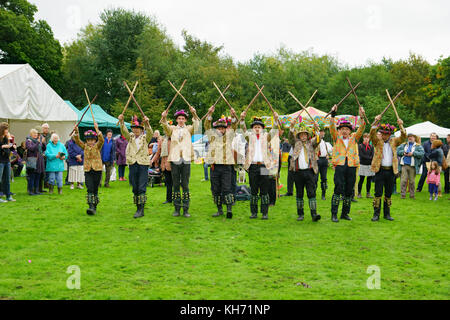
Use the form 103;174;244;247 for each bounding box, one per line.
116;135;128;181
25;128;46;196
67;138;85;189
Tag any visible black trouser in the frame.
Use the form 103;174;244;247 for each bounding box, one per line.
129;163;149;206
163;169;173;203
85;170;102;195
26;168;40;193
417;161;429;191
444;168;449;193
294;168;318;215
332;160;357;216
358;176;372;194
231;167;237;198
316;157;328;194
210;164;234;206
286;156;294;194
373;168;395;214
249;164;270;215
269;178;277;205
171;162;191;208
118;165;126;179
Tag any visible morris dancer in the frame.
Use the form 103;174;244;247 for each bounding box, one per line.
288;120;322;222
118;114;153;219
204;106;238;219
73;123;104;216
160;108;201;218
370;115;406;221
329;105;366;222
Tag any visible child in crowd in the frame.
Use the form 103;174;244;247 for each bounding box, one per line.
426;161;440;201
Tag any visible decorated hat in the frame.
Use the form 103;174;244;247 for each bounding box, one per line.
296;123;312;138
84;130;98;140
337;118;355;131
251;116;265;129
378;123;396;134
226;116;233;127
174;109;189;120
131;115;144;129
213;116;228;129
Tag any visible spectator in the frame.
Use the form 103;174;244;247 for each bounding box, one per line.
17;141;26;159
417;132;438;192
67;138;85;189
25;129;46;196
430;139;444;196
101;129;116;188
357;133;375;198
202;140;210;182
427;161;440;201
45;133;68;195
397;133;424;199
116;134;128;181
160;136;172;204
0;122;15;202
41;123;52;188
443;134;450;194
10;145;24;178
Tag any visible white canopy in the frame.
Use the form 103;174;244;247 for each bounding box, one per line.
394;121;450;138
0;64;78;143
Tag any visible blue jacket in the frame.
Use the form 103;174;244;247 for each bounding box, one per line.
101;137;116;163
45;141;68;172
429;147;444;166
67;139;84;166
397;142;425;174
422;140;433;162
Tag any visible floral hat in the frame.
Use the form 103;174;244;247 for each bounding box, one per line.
251;116;265;129
84;130;98;140
337;118;355;131
378;123;397;134
213;116;228;129
174;109;189;120
131;115;144;129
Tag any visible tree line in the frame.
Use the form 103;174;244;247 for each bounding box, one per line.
1;2;449;130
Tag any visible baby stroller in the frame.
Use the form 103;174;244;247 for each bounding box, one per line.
148;167;164;188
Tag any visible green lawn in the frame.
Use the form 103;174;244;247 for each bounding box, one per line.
0;165;448;300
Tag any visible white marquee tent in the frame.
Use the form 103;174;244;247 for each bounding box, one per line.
0;64;78;143
394;121;450;138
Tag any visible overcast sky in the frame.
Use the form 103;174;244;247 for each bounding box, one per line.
31;0;449;66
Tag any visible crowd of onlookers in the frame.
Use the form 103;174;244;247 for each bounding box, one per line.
1;120;450;204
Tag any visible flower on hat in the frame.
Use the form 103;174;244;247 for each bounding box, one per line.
84;130;97;137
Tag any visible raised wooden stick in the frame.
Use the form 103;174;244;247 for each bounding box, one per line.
84;88;96;124
71;94;97;134
254;83;281;131
346;77;370;125
201;84;231;121
116;81;138;125
371;90;403;126
123;81;147;121
386;89;401;121
287;90;318;124
168;80;194;109
213;82;237;118
324;82;362;119
243;85;265;114
165;79;187;113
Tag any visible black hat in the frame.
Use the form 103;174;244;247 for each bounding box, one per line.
131;115;144;129
251;117;265;129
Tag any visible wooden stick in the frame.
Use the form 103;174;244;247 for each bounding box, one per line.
71;94;97;134
168;80;193;109
123;81;146;120
116;81;138;125
243;85;265;114
201;84;231;121
287;90;318;124
386;89;400;121
346;77;370;125
84;88;96;124
371;90;403;126
324;82;362;119
254;83;282;131
165;79;187;113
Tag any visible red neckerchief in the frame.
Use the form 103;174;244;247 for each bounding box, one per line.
363;142;370;151
256;134;260;140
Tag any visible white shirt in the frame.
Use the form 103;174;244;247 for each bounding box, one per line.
319;140;329;157
135;135;143;150
343;138;349;149
253;135;263;162
381;141;393;166
297;146;309;169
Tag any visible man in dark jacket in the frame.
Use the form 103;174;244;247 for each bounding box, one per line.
443;134;450;194
101;129;116;188
417;132;438;192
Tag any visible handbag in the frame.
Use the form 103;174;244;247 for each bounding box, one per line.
26;157;38;170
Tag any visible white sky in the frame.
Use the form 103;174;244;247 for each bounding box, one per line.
31;0;449;66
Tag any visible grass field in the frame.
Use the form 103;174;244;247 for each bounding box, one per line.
0;164;448;300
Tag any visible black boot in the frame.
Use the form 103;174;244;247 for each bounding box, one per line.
309;198;321;222
296;198;304;221
86;194;97;215
173;192;181;217
250;195;258;219
383;197;394;221
213;204;224;217
182;193;191;218
331;194;340;223
133;195;146;219
372;197;381;221
321;182;327;201
341;197;352;221
225;194;233;219
134;204;144;219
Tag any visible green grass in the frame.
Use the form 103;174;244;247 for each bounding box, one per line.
0;165;448;300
